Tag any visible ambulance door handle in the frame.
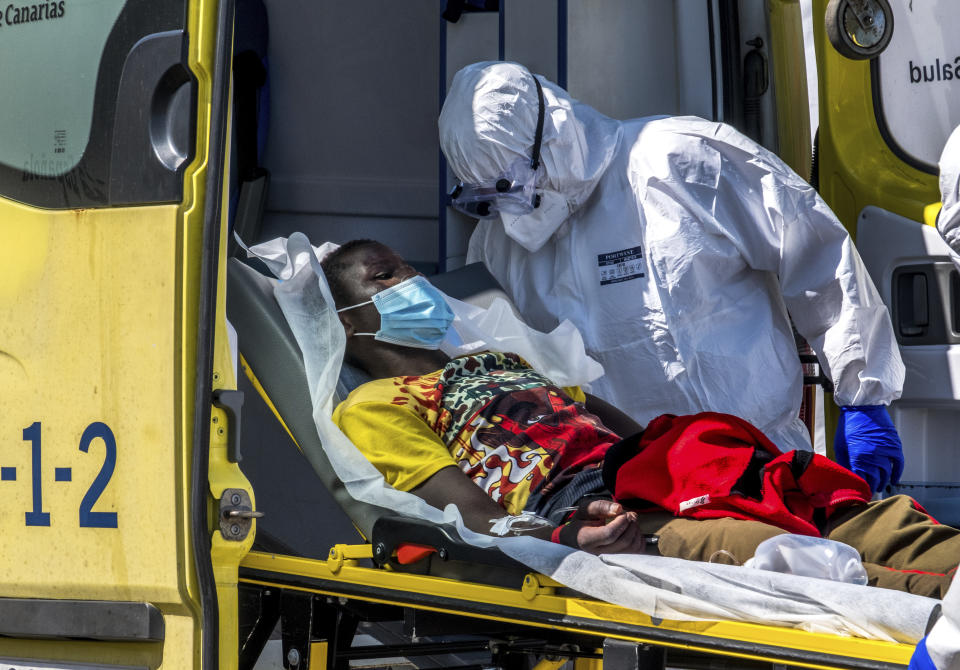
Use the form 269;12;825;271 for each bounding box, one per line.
213;389;245;463
892;263;960;346
896;271;929;337
951;270;960;335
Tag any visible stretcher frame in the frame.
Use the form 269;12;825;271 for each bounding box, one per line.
237;547;914;670
227;257;918;670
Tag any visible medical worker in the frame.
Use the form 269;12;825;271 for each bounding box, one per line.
439;61;905;495
910;125;960;670
937;124;960;267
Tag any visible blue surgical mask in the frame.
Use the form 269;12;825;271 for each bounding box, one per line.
337;275;455;349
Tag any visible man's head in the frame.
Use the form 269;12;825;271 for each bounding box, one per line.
322;240;415;309
322;240;453;368
322;239;418;340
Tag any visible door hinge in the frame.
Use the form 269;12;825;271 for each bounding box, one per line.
219;488;263;541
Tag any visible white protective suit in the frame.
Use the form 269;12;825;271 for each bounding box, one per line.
922;568;960;669
439;62;905;455
938;124;960;265
929;126;960;669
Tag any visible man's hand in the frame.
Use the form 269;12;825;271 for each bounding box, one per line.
557;499;649;555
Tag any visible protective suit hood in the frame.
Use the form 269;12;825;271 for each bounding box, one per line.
439;61;622;250
940;125;960;221
938;124;960;263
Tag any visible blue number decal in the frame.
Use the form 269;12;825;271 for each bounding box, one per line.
22;422;50;526
78;422;118;528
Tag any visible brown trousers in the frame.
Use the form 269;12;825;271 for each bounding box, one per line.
634;495;959;598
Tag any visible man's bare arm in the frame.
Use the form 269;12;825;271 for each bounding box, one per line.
410;466;648;553
410;465;510;535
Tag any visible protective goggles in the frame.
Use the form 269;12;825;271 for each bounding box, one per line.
448;159;539;219
449;73;546;219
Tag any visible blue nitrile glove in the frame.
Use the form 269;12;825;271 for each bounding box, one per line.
834;405;905;495
908;637;936;670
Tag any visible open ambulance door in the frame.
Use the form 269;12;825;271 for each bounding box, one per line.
814;0;960;522
0;0;251;668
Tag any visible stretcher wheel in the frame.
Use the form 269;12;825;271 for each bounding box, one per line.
825;0;894;60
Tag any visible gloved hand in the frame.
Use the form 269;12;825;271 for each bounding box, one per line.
834;405;905;495
908;637;936;670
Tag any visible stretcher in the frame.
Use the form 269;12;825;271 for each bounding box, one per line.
227;257;924;670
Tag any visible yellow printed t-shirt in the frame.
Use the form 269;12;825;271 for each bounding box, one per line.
332;351;617;515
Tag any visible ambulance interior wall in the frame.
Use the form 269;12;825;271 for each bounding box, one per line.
257;0;714;271
258;1;441;269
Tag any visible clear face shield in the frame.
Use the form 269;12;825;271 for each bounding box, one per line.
448;72;547;220
448;159;539;219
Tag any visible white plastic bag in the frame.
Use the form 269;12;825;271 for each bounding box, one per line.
441;294;604;388
241;233;340;280
744;534;868;585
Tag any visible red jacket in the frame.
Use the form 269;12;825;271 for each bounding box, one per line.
603;412;871;536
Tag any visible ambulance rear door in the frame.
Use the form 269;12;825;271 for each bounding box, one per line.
0;0;245;667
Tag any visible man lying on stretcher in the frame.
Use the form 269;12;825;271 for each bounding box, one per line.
324;239;960;599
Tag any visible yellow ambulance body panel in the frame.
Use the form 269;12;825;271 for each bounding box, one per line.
0;0;250;666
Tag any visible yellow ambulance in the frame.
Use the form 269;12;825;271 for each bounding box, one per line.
0;1;954;668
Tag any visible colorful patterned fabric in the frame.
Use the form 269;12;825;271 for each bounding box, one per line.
332;352;618;514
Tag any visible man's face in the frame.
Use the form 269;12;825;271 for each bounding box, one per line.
335;243;420;337
337;243;419;305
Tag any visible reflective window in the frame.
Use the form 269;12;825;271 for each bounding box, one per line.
0;0;125;177
0;0;190;208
